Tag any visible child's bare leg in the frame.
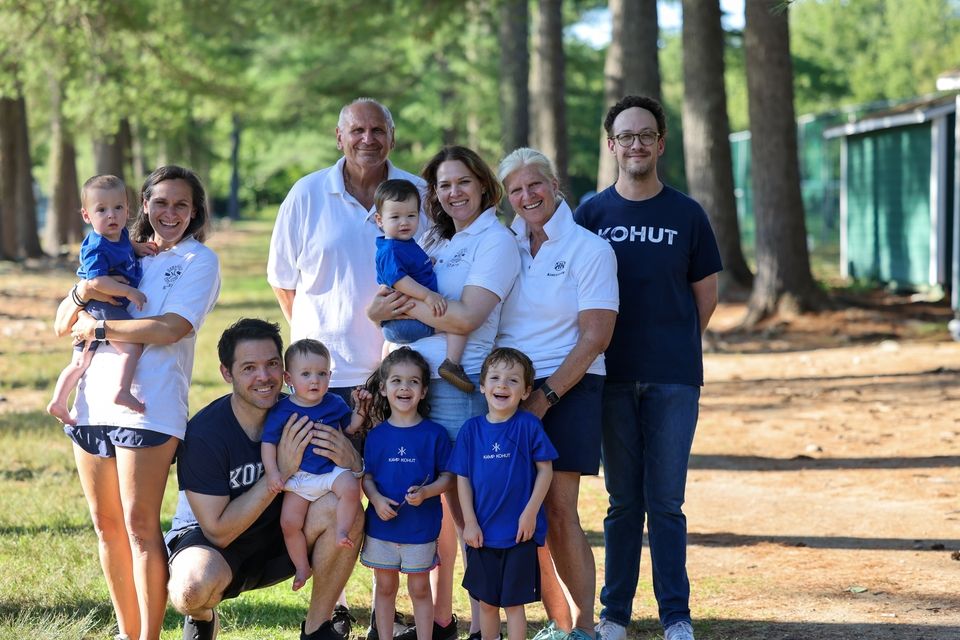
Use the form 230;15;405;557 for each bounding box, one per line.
374;568;400;640
331;471;361;549
280;492;312;590
445;333;467;365
479;601;501;640
47;347;94;425
504;605;526;640
407;572;434;640
113;341;145;413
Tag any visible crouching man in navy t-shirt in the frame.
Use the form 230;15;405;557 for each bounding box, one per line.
448;347;558;640
164;318;365;640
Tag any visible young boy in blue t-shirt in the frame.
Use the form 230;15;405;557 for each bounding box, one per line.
373;178;474;394
47;174;155;425
447;347;557;640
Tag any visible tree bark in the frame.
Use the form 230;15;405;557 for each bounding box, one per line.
0;97;19;261
743;0;823;324
13;95;43;258
681;0;753;300
498;0;529;155
45;76;83;254
529;0;568;188
597;0;662;191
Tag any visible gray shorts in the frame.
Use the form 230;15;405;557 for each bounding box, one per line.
360;536;439;574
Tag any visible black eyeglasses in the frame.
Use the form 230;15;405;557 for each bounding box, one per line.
609;131;660;148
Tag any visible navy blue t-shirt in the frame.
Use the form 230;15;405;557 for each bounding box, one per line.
375;236;438;292
363;418;452;544
262;394;352;475
447;411;558;548
174;394;281;540
574;185;722;385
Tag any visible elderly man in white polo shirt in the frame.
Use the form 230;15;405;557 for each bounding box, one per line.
267;97;425;640
268;97;426;394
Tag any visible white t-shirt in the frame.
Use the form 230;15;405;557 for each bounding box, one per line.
72;236;221;440
497;200;619;378
267;158;427;386
410;208;521;377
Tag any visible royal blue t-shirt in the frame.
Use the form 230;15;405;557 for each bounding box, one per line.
447;411;558;548
174;394;281;541
574;185;722;385
77;226;142;288
375;236;438;292
363;418;452;544
262;394;352;475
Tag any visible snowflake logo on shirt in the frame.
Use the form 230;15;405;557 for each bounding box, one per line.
398;446;407;456
163;264;184;289
492;442;501;452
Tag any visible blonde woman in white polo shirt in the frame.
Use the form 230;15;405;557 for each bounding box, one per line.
370;146;520;640
497;148;619;640
53;166;220;640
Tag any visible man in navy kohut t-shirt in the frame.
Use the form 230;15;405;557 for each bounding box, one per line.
574;96;722;640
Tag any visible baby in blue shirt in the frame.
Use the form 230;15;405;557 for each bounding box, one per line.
448;347;557;640
374;179;474;394
47;175;155;425
261;339;367;591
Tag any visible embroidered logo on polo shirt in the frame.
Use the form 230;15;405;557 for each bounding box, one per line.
163;264;184;289
444;248;468;269
548;260;566;276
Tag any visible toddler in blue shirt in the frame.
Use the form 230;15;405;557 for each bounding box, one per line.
448;347;558;640
374;179;474;394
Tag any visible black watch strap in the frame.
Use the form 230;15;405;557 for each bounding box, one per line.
541;382;561;406
94;320;106;341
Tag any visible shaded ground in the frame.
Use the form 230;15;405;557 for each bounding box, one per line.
2;243;959;639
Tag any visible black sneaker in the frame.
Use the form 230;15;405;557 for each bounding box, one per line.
467;632;482;640
332;605;356;638
396;614;458;640
367;610;411;640
302;619;346;640
182;610;219;640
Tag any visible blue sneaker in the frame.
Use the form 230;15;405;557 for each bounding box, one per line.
532;621;569;640
568;628;596;640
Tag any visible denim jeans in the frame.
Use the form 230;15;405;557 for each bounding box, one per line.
599;381;700;629
426;375;486;442
381;318;435;344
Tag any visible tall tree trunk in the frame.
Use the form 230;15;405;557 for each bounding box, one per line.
529;0;568;188
0;97;19;261
45;76;83;254
681;0;753;300
228;114;241;220
597;0;661;191
498;0;529;155
13;95;43;258
94;121;138;205
743;0;822;324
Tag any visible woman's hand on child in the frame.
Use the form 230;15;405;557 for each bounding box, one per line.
463;522;483;548
516;509;536;543
371;495;400;521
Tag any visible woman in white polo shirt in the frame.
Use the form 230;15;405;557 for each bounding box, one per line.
372;145;520;640
54;166;220;640
497;148;618;640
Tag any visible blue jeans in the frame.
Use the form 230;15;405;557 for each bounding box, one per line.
381;319;434;344
426;375;485;442
599;382;700;629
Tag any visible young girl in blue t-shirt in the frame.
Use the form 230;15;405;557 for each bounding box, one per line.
360;347;455;640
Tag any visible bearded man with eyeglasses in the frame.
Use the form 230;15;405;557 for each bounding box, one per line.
574;96;723;640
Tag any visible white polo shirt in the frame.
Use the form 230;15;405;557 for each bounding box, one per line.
267;158;427;386
411;207;521;377
497;200;619;378
72;236;221;439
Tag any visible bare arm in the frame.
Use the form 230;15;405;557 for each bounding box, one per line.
54;280;120;337
366;284;416;324
520;309;617;419
363;473;399;521
392;276;446;317
691;273;719;336
271;286;295;324
70;310;194;346
187;414;312;548
402;285;500;335
458;475;483;548
405;471;455;506
516;460;554;543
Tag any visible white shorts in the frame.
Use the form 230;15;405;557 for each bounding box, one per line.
284;467;350;502
360;536;439;574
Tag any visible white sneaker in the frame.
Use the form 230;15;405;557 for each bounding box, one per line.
595;618;627;640
663;620;695;640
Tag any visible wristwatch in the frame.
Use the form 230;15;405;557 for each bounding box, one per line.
540;381;561;406
94;320;106;342
350;461;365;479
